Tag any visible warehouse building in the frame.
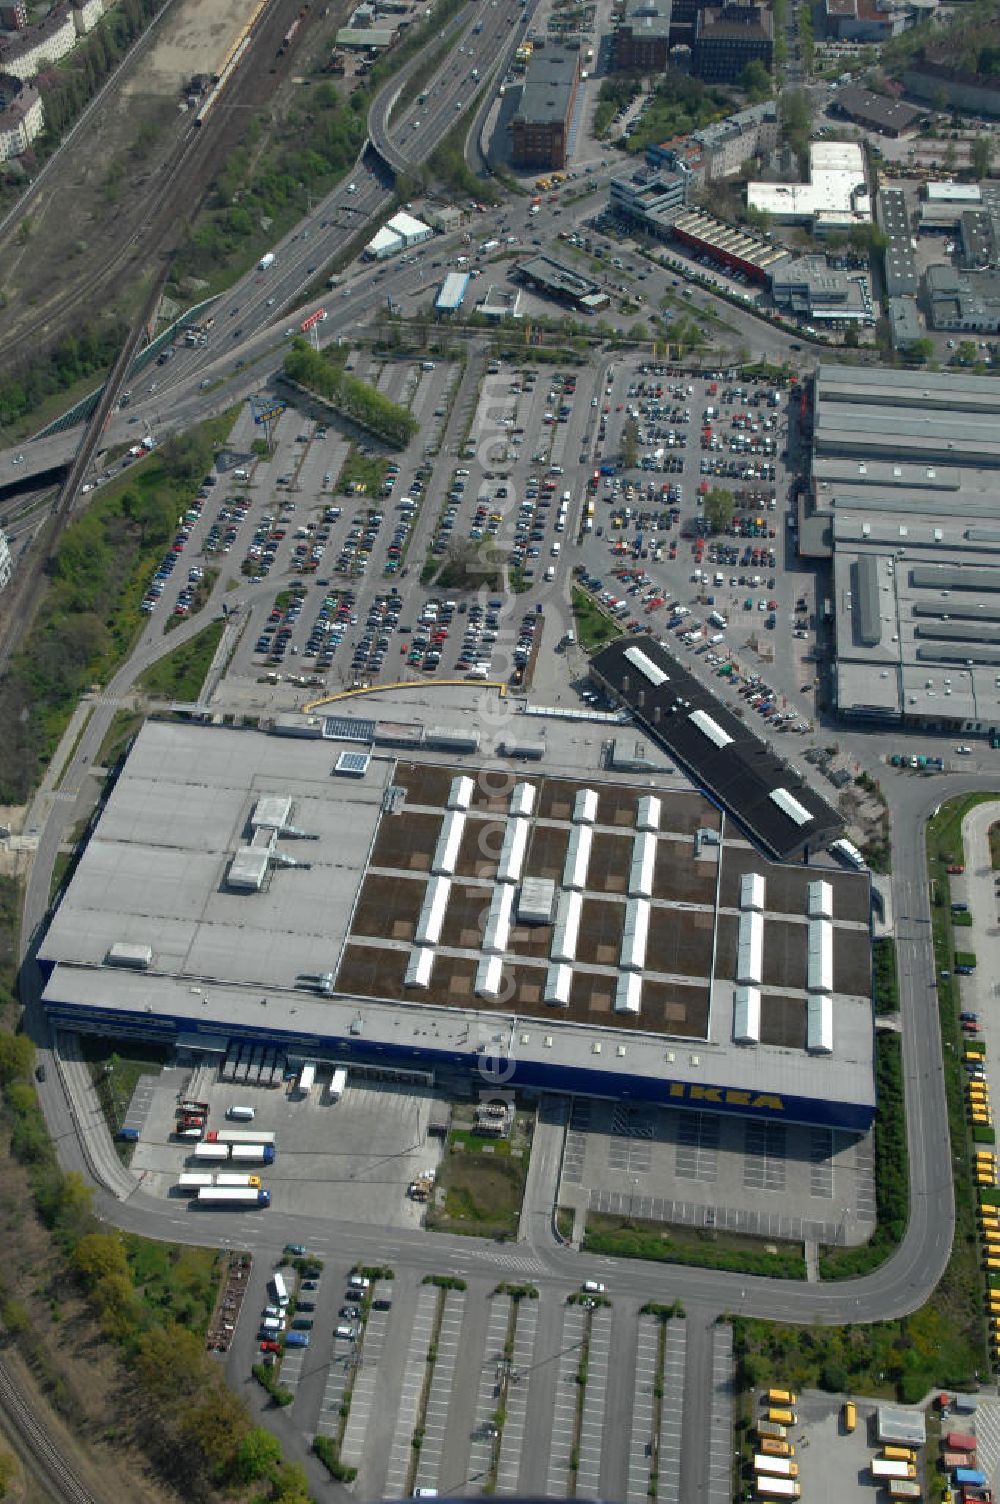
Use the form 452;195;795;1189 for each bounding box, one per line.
511;46;580;170
925;264;1000;333
878;187;918;298
670;207;790;281
811;363;1000;729
829;81;924;136
434;271;470;314
39;715;874;1131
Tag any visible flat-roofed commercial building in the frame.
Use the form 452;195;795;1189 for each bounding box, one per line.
511;46;580;170
39;715;873;1132
812;363;1000;730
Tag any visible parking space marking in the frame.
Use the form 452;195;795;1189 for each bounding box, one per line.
495;1296;540;1494
626;1316;660;1504
562;1099;591;1186
658;1319;687;1504
382;1285;438;1499
413;1289;466;1493
577;1308;611;1497
466;1295;513;1495
809;1128;834;1199
675;1111;719;1181
971;1398;1000;1494
278;1344;306;1401
706;1324;734;1504
314;1333;358;1437
744;1120;787;1192
545;1306;588;1498
340;1304;393;1466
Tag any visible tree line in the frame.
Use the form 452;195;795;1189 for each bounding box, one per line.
284;339;418;448
0;1029;313;1504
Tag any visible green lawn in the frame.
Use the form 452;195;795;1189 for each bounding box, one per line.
584;1214;806;1279
139;619;225;701
571;587;623;652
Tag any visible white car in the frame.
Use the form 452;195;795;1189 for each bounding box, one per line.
956;745;973;754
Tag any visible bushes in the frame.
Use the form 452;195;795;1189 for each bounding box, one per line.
872;938;899;1013
425;1274;468;1290
819;1034;908;1279
313;1436;358;1483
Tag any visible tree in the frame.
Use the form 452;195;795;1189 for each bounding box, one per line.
955;339;977;366
621;416;640;470
905;337;934;363
971;135;992;180
704;487;735;533
740;59;773;102
231;1427;282;1484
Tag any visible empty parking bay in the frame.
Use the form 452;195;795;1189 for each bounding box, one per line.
382;1285;437;1498
413;1289;466;1493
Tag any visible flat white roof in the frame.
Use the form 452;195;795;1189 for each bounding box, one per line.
624;644;669;687
747;140;870;227
737;909;763;986
689;708;733;749
770;787;813;828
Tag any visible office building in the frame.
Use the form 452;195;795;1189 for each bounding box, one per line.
692;2;773;84
613;0;673;70
747;140;871;236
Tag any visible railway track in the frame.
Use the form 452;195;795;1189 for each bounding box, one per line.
0;1359;101;1504
0;0;301;366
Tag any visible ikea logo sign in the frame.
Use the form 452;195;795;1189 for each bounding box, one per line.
668;1081;785;1113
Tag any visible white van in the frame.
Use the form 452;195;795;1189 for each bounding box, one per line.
227;1105;255;1121
544;566;556;581
233;468;249;481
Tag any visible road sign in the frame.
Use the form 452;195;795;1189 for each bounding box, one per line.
252;404;286;425
300;308;328;333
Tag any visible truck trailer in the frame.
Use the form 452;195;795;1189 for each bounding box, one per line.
871;1460;916;1481
258;252;276;271
754;1456;798;1478
754;1480;800;1500
192;1143;230;1162
328;1067;347;1103
216;1173;261;1188
177;1173;214;1193
209;1129;277;1145
195;1187;271;1207
887;1483;921;1500
230;1143;275;1164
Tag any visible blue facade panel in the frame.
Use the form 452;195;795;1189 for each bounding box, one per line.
42;998;875;1134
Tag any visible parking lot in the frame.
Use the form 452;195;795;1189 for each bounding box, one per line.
129;1070;441;1229
231;1253;694;1502
560;1098;876;1249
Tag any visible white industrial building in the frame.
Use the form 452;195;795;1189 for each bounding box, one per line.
363;211;433;261
748;141;871;235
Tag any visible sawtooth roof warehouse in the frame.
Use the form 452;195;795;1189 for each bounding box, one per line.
39;714;874;1131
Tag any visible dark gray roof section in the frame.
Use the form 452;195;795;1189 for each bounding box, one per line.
515;46;578;126
909;564;1000;593
914;600;1000;622
853;554;881;646
917;642;1000;665
515;254;600;301
833;83;924;133
915;620;1000;643
590;635;842;860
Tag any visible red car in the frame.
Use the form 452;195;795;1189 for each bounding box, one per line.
260;1340;281;1353
946;864;965;875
